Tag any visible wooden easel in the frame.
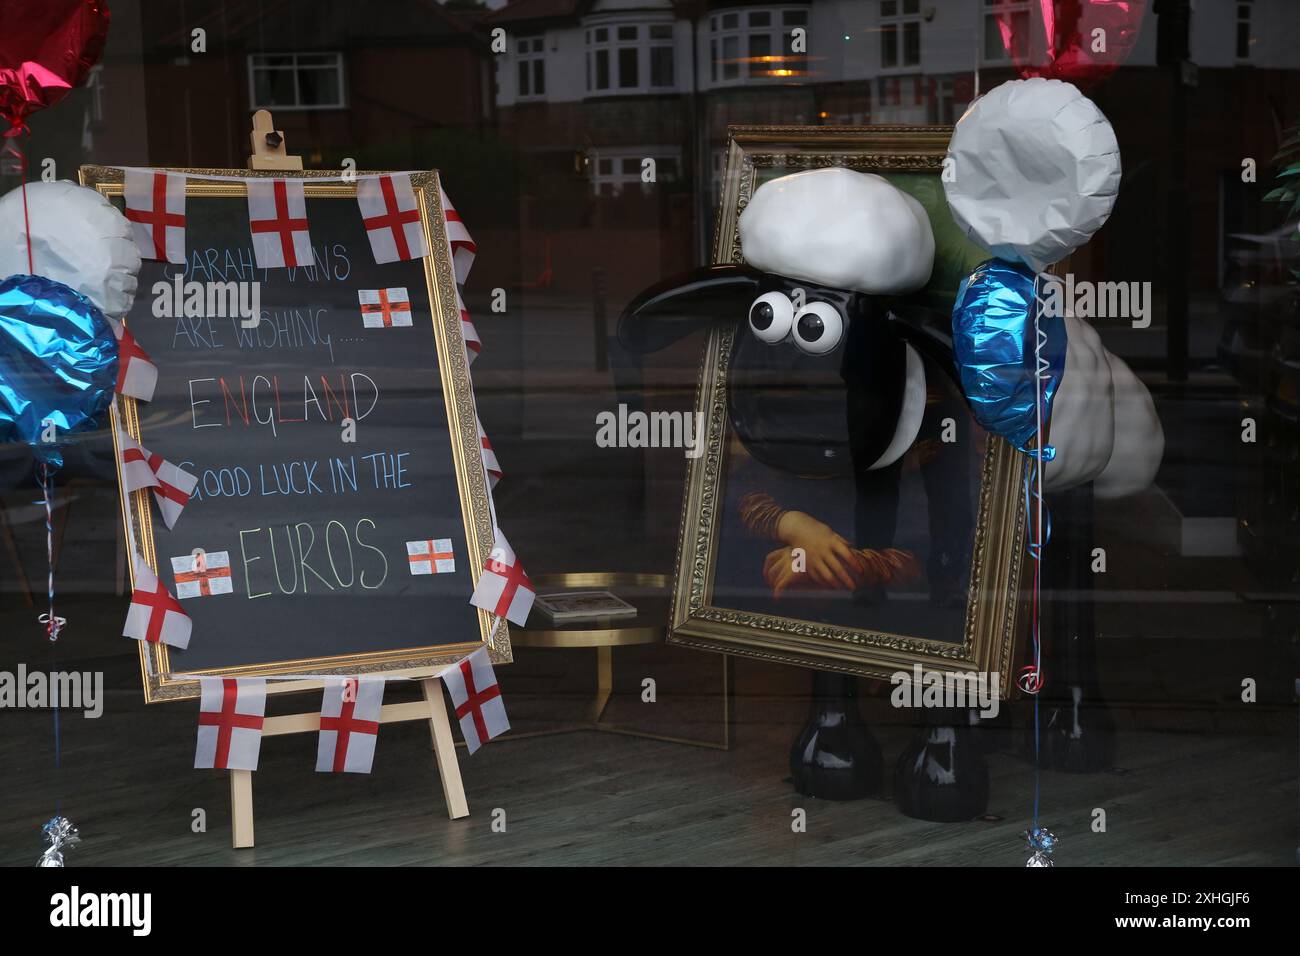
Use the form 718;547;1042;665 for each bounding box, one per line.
225;113;469;849
229;678;468;848
247;109;303;170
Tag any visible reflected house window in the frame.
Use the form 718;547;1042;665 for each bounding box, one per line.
248;52;346;110
873;73;936;125
880;0;921;70
982;0;1031;64
516;36;546;99
586;19;676;95
590;149;679;196
1236;0;1254;61
709;6;809;84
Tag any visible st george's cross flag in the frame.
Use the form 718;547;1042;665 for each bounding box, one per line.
439;647;508;754
407;538;454;575
358;287;412;328
123;554;191;649
107;318;158;403
439;185;476;284
118;429;158;492
478;421;502;489
146;453;198;530
315;678;385;774
195;677;266;771
124;169;186;264
358;173;427;264
171;550;233;599
457;289;481;364
469;530;535;627
117;431;196;529
246;178;312;269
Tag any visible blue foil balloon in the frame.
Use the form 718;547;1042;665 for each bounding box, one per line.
951;259;1067;455
0;274;119;468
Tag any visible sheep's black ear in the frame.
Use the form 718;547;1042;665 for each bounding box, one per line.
617;265;763;354
885;303;961;388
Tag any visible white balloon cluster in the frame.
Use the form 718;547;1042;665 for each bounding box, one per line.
0;180;142;320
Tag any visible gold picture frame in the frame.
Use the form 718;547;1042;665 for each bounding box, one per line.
665;126;1028;697
79;166;508;702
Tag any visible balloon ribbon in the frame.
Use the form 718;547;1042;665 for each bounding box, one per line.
1;129;34;274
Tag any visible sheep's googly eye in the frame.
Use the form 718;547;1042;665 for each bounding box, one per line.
792;302;844;354
748;292;794;344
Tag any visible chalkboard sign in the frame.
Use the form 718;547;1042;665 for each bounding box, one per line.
80;167;505;702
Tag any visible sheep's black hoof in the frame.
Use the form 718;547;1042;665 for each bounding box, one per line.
893;719;990;821
789;671;882;800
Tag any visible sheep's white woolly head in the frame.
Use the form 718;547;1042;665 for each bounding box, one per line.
739;167;935;295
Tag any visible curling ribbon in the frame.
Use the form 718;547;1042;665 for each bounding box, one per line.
1018;291;1055;865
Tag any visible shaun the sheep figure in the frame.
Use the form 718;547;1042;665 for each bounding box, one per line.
621;80;1162;818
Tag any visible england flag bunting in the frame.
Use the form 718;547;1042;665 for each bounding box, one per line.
316;678;385;774
439;185;476;284
121;170;472;273
107;317;158;402
123;554;191;649
478;421;502;489
147;451;199;529
247;179;313;269
358;173;427;264
118;429;158;492
442;184;481;365
195;677;266;771
117;430;197;529
124;168;186;264
439;647;508;754
457;289;481;365
469;530;535;627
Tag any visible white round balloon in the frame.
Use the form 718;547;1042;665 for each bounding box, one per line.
0;180;142;319
944;78;1121;273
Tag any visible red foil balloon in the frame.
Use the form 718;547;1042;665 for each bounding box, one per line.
994;0;1146;90
0;0;110;135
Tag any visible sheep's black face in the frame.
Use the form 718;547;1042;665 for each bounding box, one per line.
728;276;907;479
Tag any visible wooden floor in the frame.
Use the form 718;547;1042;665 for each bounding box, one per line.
1;648;1293;867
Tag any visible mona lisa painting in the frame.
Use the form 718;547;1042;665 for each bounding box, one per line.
618;126;1028;694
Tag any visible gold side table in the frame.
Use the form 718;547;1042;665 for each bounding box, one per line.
509;572;730;749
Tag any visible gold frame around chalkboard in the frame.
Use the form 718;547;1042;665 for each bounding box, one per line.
663;127;1029;697
80;166;508;702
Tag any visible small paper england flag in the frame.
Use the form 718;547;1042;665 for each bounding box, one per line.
407;538;455;576
358;287;412;328
171;550;234;599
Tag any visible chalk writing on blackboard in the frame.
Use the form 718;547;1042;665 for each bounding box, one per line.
85;167;501;701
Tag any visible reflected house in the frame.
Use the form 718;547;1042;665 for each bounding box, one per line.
485;0;1000;295
486;0;696;296
487;0;1300;309
22;0;1300;322
119;0;508;281
135;0;496;170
